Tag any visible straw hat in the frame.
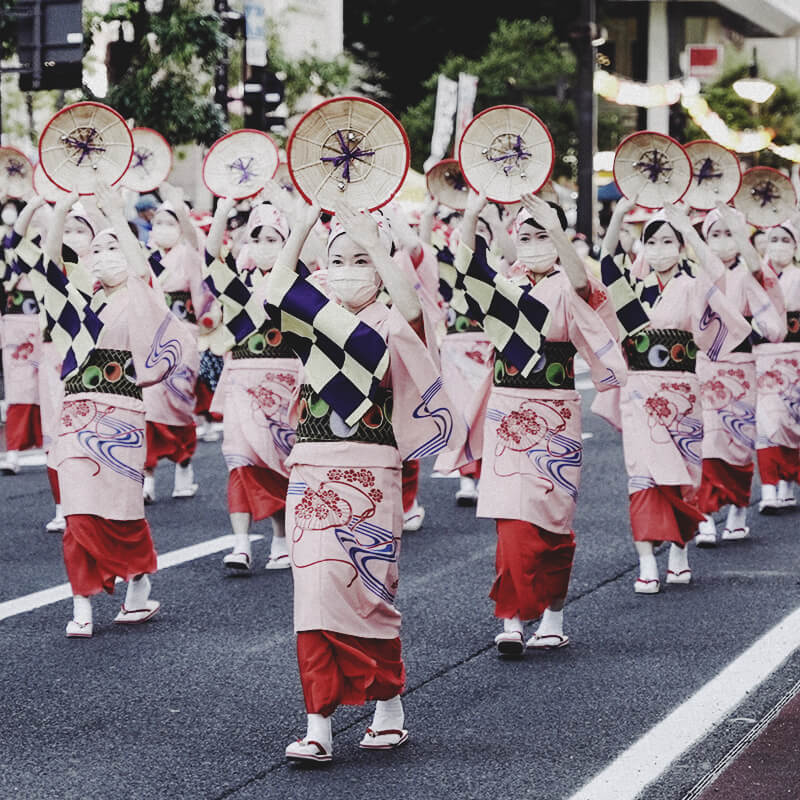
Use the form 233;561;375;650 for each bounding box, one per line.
613;130;692;209
287;96;410;214
38;102;133;195
682;140;741;211
33;161;67;204
733;167;797;229
425;158;469;211
202;129;279;200
0;147;34;198
122;127;173;193
458;105;554;204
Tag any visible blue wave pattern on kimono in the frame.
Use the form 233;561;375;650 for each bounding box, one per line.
629;474;657;493
335;517;398;604
77;415;144;483
528;431;582;500
717;400;756;449
698;299;728;362
406;377;454;460
668;415;703;465
268;419;296;456
144;314;193;404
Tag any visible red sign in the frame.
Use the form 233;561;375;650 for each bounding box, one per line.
686;45;723;80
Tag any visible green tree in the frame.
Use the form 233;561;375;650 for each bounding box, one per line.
84;0;226;146
682;64;800;168
401;18;578;179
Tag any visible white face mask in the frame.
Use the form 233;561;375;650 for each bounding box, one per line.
646;243;681;272
767;241;795;268
709;238;738;264
328;267;380;309
1;206;17;226
150;222;181;250
517;241;558;273
88;250;128;287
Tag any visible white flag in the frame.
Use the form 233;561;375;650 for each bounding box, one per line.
452;73;479;158
424;75;459;174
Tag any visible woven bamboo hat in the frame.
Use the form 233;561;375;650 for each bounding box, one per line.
733;166;797;229
33;161;67;203
613;131;692;209
202;129;279;200
38;102;133;195
682;140;741;211
458;105;554;204
0;147;34;199
287;96;410;214
425;158;469;211
122;127;173;193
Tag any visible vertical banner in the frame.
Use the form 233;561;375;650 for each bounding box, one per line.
423;75;459;174
244;0;268;67
452;72;479;158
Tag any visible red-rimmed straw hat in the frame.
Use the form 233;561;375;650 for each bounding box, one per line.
425;158;469;211
38;102;134;195
287;96;410;215
458;105;554;204
733;166;797;229
202;129;280;200
613;130;692;210
32;161;67;204
122;127;173;193
0;147;34;198
682;140;742;211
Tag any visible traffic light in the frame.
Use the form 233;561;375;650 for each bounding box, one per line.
243;66;285;131
15;0;83;91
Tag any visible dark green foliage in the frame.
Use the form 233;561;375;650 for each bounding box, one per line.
401;18;578;178
85;0;226;146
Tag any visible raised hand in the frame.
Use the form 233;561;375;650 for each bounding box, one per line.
333;199;381;251
520;192;561;231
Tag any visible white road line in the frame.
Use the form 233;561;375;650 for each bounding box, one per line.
568;603;800;800
0;534;263;622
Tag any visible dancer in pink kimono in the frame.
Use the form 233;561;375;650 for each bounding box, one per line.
204;198;300;572
141;186;207;502
600;201;751;593
265;199;459;763
1;199;51;473
26;182;195;637
694;202;785;545
427;204;495;505
755;217;800;512
449;190;626;655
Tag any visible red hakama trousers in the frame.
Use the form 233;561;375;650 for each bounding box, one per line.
227;465;288;520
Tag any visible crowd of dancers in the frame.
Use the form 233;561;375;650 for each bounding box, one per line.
1;118;799;765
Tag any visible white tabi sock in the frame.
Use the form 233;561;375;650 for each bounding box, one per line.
229;512;252;558
72;595;92;625
306;713;332;748
698;514;716;536
536;608;564;638
634;542;658;581
726;505;747;530
372;695;404;731
778;480;796;503
125;574;151;609
503;615;523;634
668;543;690;574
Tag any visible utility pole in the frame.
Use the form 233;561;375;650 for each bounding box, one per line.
571;0;597;243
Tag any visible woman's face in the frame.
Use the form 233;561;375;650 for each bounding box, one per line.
619;222;636;254
515;225;558;274
766;228;796;269
706;221;739;267
327;233;381;311
88;232;128;288
63;216;93;258
644;224;682;273
249;225;284;271
149;210;182;250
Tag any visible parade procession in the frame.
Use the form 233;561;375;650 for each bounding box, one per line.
2;2;800;799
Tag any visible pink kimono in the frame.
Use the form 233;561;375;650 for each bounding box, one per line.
446;244;627;621
696;261;785;512
755;262;800;484
2;233;43;451
36;262;196;596
272;273;458;716
142;241;205;468
618;265;751;544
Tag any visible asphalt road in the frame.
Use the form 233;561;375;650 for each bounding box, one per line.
1;388;799;800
